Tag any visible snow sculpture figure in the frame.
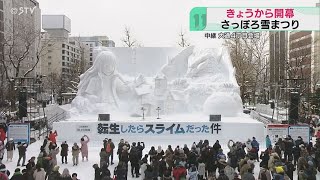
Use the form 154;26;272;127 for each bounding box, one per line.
70;46;243;117
71;51;127;113
160;47;243;116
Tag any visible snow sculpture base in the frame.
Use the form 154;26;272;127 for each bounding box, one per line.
53;114;265;145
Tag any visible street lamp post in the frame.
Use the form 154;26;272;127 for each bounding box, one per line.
141;107;145;120
156;107;161;119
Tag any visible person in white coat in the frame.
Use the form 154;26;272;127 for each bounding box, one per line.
197;160;206;180
224;163;235;180
49;146;60;167
188;165;199;180
140;159;148;180
33;164;46;180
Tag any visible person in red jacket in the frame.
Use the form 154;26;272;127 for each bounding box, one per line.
0;128;6;143
172;163;187;180
49;130;58;144
316;129;320;139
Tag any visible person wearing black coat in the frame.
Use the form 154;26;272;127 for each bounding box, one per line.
259;150;270;168
137;142;145;160
285;160;295;180
292;145;301;167
144;165;154;180
93;164;102;180
205;148;217;178
228;152;238;169
114;162;127;180
117;139;125;160
61;141;69;164
17;142;28;166
284;136;294;162
187;150;198;168
213;140;221;152
158;158;167;178
129;143;140;178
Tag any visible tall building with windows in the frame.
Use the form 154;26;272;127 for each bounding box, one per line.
3;0;41;77
269;31;288;100
69;36;115;69
37;15;89;93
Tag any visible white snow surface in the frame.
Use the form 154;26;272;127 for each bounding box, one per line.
4;137;320;179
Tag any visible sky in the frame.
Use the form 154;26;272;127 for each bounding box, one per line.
37;0;319;47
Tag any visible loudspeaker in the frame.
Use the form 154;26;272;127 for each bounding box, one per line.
209;115;221;122
289;92;299;124
42;101;46;108
270;102;275;109
98;114;110;121
18;101;27;119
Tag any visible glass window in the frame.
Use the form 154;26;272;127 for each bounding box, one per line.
62;50;65;54
62;56;65;60
62;62;65;66
62;44;65;48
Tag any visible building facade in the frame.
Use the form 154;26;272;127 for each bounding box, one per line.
3;0;41;78
288;31;313;94
38;15;89;95
69;36;115;69
269;31;288;100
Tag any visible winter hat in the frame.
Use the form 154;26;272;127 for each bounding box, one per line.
275;166;284;174
38;152;43;157
179;149;184;154
219;159;227;166
15;168;20;172
53;165;60;172
0;164;6;172
9;138;13;141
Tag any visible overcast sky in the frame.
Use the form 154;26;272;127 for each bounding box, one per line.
37;0;319;47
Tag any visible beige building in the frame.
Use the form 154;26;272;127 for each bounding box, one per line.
69;36;115;69
37;15;89;93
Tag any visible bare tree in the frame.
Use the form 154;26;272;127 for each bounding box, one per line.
121;26;137;47
178;30;191;47
224;32;269;104
0;18;51;110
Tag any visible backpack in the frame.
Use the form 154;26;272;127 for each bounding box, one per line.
260;170;268;180
106;144;111;153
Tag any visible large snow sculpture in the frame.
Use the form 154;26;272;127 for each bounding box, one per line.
70;47;243;117
71;51;128;113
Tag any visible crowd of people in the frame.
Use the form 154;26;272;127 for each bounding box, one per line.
0;130;319;180
0;131;83;180
99;135;319;180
